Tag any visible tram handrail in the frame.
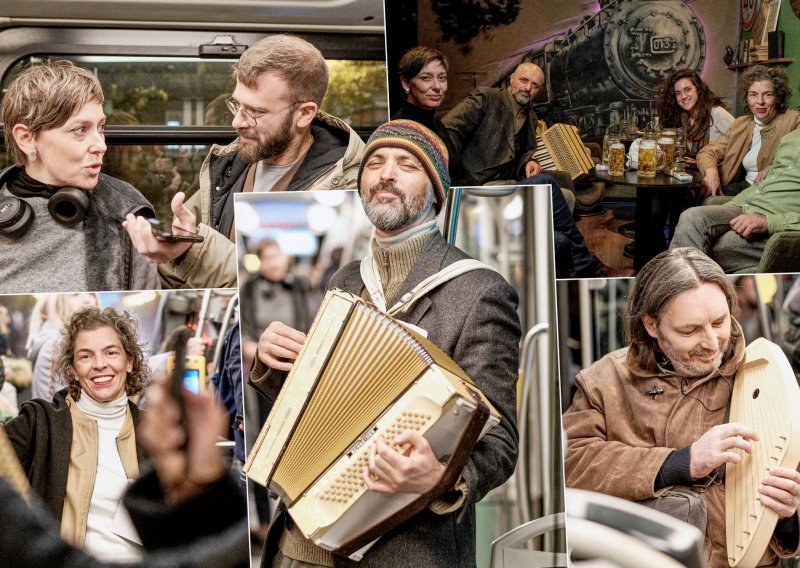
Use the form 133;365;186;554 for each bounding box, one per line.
489;512;566;568
517;322;550;523
212;294;238;371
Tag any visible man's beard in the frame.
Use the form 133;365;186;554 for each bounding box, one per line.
361;181;434;233
657;328;730;378
237;111;294;164
511;89;531;106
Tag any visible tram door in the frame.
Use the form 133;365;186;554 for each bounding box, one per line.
442;184;565;567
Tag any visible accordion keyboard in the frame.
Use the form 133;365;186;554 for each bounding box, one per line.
319;410;435;505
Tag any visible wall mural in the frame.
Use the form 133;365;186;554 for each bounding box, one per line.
523;0;707;137
431;0;521;52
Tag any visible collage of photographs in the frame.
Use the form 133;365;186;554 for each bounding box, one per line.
2;0;800;567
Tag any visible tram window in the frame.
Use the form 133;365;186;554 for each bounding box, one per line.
0;55;387;219
1;56;387;129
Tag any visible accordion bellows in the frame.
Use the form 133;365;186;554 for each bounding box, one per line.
533;123;594;180
245;289;499;558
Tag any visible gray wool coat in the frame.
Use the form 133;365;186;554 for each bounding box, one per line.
252;232;521;568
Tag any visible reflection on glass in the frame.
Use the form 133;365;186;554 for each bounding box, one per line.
2;56;388;129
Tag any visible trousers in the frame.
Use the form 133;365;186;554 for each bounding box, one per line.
669;203;767;272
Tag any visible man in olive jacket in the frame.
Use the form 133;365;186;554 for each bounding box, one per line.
442;62;545;184
251;120;520;567
563;248;800;567
124;34;364;289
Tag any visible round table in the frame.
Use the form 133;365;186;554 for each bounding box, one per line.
594;170;699;270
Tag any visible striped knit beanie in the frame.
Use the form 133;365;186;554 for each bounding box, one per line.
357;119;450;213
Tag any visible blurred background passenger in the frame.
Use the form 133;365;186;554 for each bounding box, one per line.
5;307;149;563
240;237;312;541
27;293;99;402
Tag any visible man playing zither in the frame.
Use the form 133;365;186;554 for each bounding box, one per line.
251;120;521;567
563;248;800;567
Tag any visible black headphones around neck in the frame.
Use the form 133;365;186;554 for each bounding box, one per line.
0;187;89;238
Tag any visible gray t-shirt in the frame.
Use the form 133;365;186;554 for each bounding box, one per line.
254;160;297;192
0;186;88;293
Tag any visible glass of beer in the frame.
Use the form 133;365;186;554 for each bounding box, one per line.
638;139;658;177
658;136;675;175
674;127;687;160
609;143;625;176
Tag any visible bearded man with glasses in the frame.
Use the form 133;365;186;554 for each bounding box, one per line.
124;34;365;289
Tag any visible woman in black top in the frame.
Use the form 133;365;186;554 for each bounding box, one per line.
394;47;471;184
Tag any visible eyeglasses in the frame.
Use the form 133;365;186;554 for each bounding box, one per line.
225;97;298;127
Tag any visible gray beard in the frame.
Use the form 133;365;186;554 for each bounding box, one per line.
361;181;434;233
511;91;531;106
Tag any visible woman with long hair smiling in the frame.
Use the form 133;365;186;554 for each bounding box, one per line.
656;68;734;157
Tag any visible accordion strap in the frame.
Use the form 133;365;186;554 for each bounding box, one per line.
360;256;497;315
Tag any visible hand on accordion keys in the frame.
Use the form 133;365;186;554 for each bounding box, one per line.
363;432;447;495
257;321;307;372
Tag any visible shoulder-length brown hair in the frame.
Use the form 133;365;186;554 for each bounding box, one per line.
55;307;149;401
738;65;792;114
625;248;740;374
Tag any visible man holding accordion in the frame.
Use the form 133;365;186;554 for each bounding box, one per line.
251;120;521;567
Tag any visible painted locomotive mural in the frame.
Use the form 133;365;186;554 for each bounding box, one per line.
519;0;706;137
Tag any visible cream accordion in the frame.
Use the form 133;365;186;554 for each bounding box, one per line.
725;338;800;567
244;289;500;559
532;123;594;180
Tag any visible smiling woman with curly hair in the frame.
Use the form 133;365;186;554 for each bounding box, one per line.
696;65;800;198
55;306;149;401
5;306;149;562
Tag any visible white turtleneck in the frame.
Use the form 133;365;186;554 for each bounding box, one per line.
742;116;765;184
75;393;142;563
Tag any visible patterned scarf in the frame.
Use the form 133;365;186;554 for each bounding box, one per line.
681;112;710;157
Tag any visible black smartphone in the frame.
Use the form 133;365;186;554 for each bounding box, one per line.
148;218;204;243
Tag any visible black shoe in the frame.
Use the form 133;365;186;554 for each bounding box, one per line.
617;222;636;239
623;242;635;259
576;258;635;278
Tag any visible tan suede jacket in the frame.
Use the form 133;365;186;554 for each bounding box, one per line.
60;396;140;546
696;110;800;187
564;326;800;567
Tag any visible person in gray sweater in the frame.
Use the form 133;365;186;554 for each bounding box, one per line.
0;60;158;293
